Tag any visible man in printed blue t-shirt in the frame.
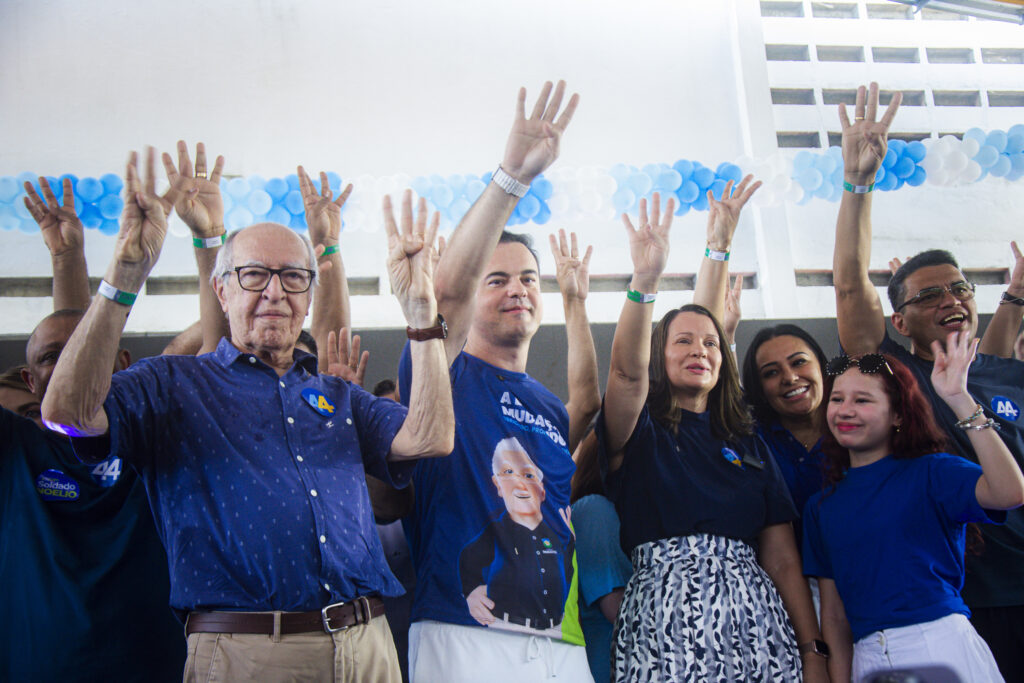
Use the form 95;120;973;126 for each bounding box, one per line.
42;150;454;683
832;82;1024;678
398;81;595;683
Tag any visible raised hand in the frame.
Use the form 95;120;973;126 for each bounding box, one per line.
383;190;440;328
723;274;744;345
324;327;369;386
160;141;225;237
23;177;84;257
706;174;761;251
548;229;592;303
930;330;977;404
623;192;675;290
299;166;353;250
839;82;902;185
1006;241;1024;299
888;256;903;275
111;149;169;288
501;80;580;185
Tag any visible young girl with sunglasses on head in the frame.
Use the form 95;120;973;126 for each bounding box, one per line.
802;332;1024;683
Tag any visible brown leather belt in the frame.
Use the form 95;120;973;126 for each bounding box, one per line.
186;596;385;635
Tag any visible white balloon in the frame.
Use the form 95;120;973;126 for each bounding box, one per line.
945;151;968;174
930;169;951;186
960;138;980;159
962;161;982;184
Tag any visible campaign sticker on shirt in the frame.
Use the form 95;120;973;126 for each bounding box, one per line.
36;469;80;501
721;447;743;469
991;396;1020;422
301;388;336;416
90;456;123;488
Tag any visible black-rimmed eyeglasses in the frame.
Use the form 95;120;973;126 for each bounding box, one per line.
825;353;894;377
232;266;315;293
896;281;975;312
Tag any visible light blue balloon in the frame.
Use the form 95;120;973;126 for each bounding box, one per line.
14;199;31;220
628;172;654;196
16;172;37;190
656;169;683;192
693;167;715;190
974;145;999;169
325;172;342;192
533;177;553;200
45;177;63;200
518;195;540;219
613;188;636;213
59;174;78;192
882;148;898;169
265;177;289;200
226;177;251;199
101;173;123;195
816;155;838;175
221;193;234;214
610;163;631;182
888;139;907;154
247;175;266;191
964;128;988;145
717;163;743;184
672;160;695;181
289;213;307;231
906;141;927;162
828;146;844;162
77;177;103;203
284;190;305;215
793;150;814;172
907;166;927;186
98;219;120;236
465;179;487;202
709;179;728;200
828;182;844;203
99;194;124;219
0;177;19;203
691;192;709;211
893;156;916;179
267;206;291;225
877;172;899;191
1010;153;1024;174
410;176;431;197
79;204;102;230
875;167;886;183
677;180;700;204
1009;124;1024;139
430;184;454;209
642;163;661;178
248;190;273;216
534;202;551;225
285;173;301;191
986;130;1008;153
990;155;1012;178
1006;135;1024;156
227;207;254;230
798;168;823;192
814;181;832;199
0;206;19;230
674;201;691;217
449;198;471;221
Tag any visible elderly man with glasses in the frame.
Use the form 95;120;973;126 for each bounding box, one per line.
41;150;454;683
831;83;1024;680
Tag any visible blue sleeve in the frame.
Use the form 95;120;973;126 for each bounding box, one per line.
349;382;414;489
927;453;1007;525
572;495;633;608
801;495;833;578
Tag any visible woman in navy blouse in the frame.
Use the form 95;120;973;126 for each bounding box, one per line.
599;194;827;682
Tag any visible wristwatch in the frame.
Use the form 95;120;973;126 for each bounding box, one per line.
407;314;448;341
798;639;831;659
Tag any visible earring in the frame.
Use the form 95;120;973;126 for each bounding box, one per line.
893;424;901;433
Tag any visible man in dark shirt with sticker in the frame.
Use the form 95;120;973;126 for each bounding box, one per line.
41;151;454;682
833;82;1024;678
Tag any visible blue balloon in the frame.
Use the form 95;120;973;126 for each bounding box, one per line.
816;155;838;176
975;145;999;169
964;128;988;145
613;188;636;213
265;177;289;200
428;173;445;186
1010;153;1024;174
693;167;715;190
0;206;19;231
628;172;653;196
986;130;1008;153
449;198;471;221
905;141;927;162
717;163;743;184
16;172;37;190
793;150;814;172
877;172;899;191
98;219;120;236
100;173;122;195
532;177;553;200
266;206;291;225
656;169;683;192
906;166;927;186
430;184;454;209
672;160;695;181
465;179;487;202
518;195;540;219
325;172;342;192
691;192;709;211
534;202;551;225
289;213;307;231
59;174;79;191
79;204;102;230
14;199;31;220
1009;124;1024;139
642;164;662;179
798;168;823;192
226;177;251;199
990;155;1012;178
248;190;273;216
814;181;832;199
893;156;916;179
882;148;898;169
77;177;103;203
284;190;305;215
674;201;691;217
98;194;124;219
875;167;886;183
227;207;254;230
0;177;19;203
285;173;301;191
247;175;266;191
44;177;63;200
609;163;631;181
676;180;700;204
709;179;727;200
888;139;907;154
1006;135;1024;156
410;176;431;197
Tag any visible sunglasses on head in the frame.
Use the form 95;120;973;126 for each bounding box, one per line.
825;353;894;377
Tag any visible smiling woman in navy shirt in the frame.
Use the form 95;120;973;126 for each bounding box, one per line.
598;194;827;682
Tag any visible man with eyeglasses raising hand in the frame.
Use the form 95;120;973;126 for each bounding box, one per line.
832;82;1024;679
42;148;454;682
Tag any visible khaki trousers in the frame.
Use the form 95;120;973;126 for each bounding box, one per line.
184;614;401;683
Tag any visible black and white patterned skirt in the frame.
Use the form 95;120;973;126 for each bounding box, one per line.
613;534;801;682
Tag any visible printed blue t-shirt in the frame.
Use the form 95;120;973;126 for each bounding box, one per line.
399;347;584;645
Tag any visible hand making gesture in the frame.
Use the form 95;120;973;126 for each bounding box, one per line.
706;174;761;252
501;80;580;185
298;165;353;262
839;82;902;186
23;177;84;258
324;326;369;386
161;141;225;238
383;190;440;329
111;149;169;290
624;192;675;292
549;229;592;303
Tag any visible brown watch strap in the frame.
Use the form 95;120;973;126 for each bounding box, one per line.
407;314;447;341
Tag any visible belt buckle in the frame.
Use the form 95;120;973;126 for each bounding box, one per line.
321;596;371;633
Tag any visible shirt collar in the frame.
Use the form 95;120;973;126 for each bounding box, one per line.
212;337;319;374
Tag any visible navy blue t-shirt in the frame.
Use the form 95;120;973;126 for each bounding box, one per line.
802;453;1005;641
599;404;797;554
756;420;827;548
0;408;183;682
399;347;584;645
880;333;1024;608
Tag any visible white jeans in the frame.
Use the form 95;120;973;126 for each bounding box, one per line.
853;613;1003;683
408;620;594;683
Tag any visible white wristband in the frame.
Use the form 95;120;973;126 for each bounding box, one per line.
492;165;530;198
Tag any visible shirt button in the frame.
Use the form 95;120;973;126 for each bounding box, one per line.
536;551;540;555
543;590;548;595
540;568;545;573
296;455;304;462
319;535;326;543
311;489;318;497
279;381;285;388
248;356;256;364
287;417;295;424
346;418;352;425
324;583;331;591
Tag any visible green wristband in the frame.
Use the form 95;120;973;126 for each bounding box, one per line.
843;181;874;194
626;288;656;304
705;247;730;262
193;233;226;249
98;280;138;306
321;244;340;257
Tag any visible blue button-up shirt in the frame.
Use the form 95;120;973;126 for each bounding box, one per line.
73;338;412;612
756;420;826;547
